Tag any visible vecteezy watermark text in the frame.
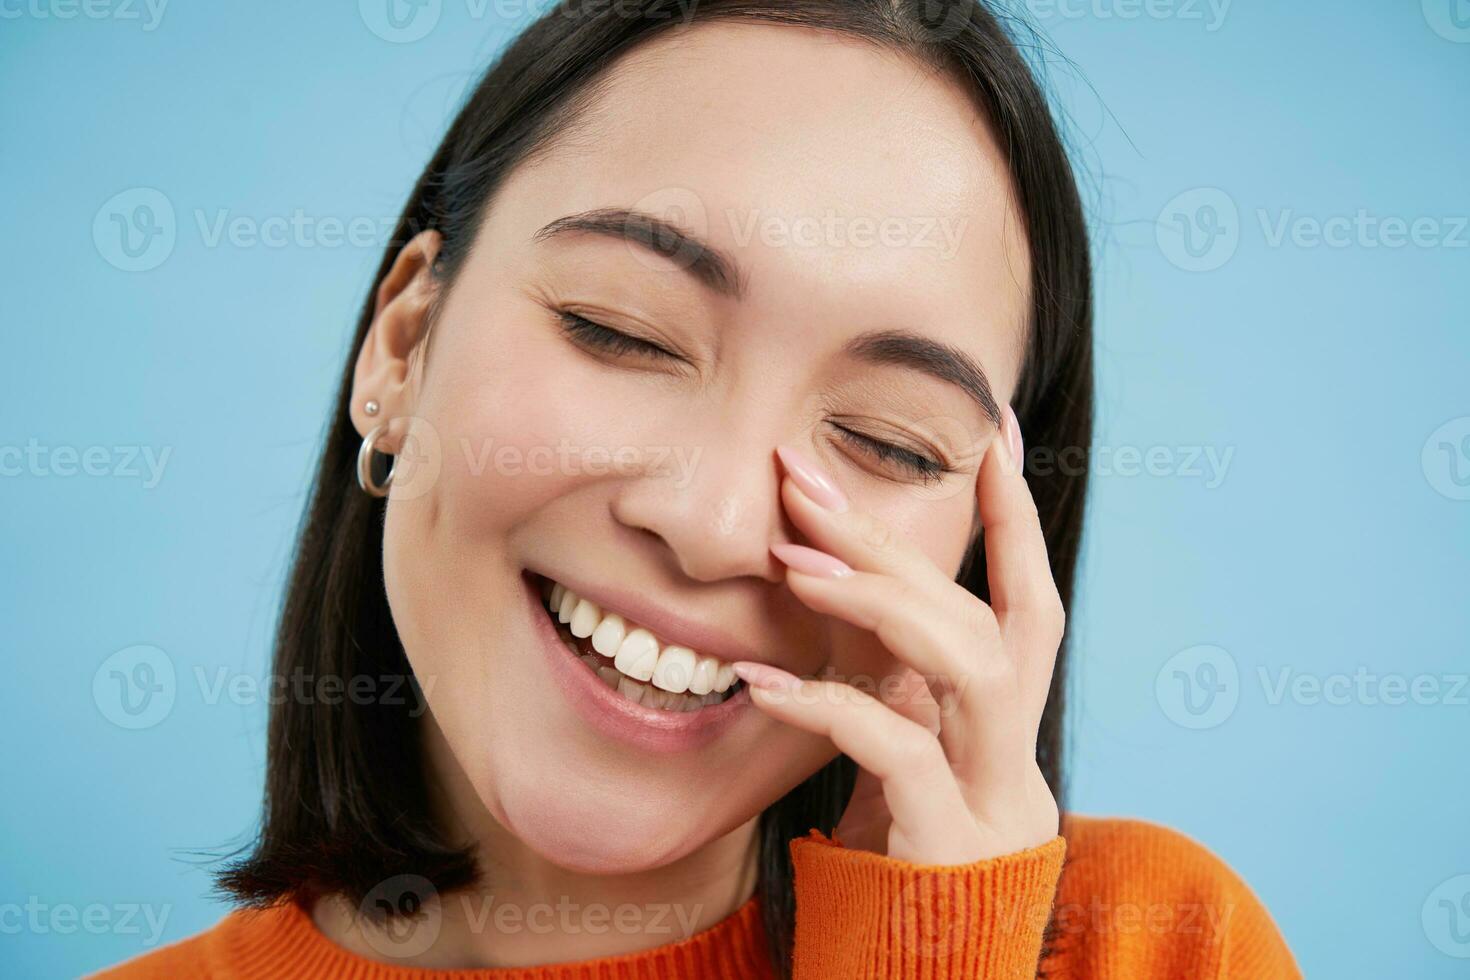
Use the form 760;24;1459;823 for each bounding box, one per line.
358;0;703;44
1157;187;1469;272
93;644;437;730
355;874;705;959
460;437;703;489
0;440;170;488
0;898;170;947
1026;443;1234;489
724;208;970;260
1156;644;1469;729
1020;0;1231;32
0;0;167;30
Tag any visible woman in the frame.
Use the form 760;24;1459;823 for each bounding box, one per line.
101;1;1299;976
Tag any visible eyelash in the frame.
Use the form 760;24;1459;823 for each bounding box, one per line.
557;311;679;360
556;310;951;483
831;424;950;482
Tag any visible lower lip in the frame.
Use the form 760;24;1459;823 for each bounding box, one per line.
522;572;751;753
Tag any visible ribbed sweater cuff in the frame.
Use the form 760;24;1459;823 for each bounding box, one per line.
789;831;1067;980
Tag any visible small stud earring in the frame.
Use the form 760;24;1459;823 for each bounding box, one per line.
365;400;380;417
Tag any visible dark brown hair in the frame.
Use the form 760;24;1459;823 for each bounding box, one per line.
216;2;1092;975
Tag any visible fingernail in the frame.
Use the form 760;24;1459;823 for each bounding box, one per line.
776;445;849;513
771;542;853;578
1001;404;1024;468
732;661;798;691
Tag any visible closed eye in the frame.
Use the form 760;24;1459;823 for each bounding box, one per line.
555;309;951;483
830;423;951;483
556;311;680;361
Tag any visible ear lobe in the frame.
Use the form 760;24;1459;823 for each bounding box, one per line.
349;230;444;441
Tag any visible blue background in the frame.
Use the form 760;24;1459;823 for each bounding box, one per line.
2;2;1466;976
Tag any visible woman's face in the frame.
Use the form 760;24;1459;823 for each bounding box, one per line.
356;22;1031;874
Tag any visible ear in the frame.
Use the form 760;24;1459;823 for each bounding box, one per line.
348;230;443;448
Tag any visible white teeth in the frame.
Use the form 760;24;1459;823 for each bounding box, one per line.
613;628;660;682
689;655;719;696
606;671;715;712
652;645;696;694
590;614;626;657
542;577;746;709
569;598;600;638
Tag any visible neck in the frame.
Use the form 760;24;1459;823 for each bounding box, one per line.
312;718;762;970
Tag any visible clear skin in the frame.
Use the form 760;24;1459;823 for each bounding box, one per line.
317;22;1064;970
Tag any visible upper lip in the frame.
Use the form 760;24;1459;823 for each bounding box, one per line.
528;568;763;666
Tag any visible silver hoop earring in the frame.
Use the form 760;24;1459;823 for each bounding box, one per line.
356;424;395;498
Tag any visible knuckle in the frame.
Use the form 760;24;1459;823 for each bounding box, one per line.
892;578;926;618
1019;488;1043;524
966;601;1002;642
838;682;878;710
874;581;924;636
859;513;896;554
970;653;1017;692
1041;590;1067;641
1051;595;1068;635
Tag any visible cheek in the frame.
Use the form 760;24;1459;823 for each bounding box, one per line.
414;313;635;537
865;478;979;579
376;306;606;677
910;494;978;577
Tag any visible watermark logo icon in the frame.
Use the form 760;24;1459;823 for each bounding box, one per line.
1423;874;1470;957
1422;416;1470;501
93;645;176;729
890;875;962;959
911;0;973;42
384;416;442;501
359;875;442;958
1423;0;1470;42
1156;188;1239;272
360;0;441;43
93;188;175;272
1155;644;1238;729
624;186;711;276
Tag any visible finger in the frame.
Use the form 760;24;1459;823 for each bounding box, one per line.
880;666;943;737
773;567;996;698
775;467;953;591
732;661;981;864
977;407;1066;656
773;565;1020;775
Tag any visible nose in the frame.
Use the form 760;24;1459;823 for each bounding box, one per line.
609;424;791;584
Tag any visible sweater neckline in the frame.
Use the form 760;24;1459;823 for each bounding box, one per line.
220;892;772;979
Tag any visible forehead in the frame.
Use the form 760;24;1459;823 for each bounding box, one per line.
489;20;1031;399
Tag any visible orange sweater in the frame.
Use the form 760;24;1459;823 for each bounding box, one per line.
94;815;1300;979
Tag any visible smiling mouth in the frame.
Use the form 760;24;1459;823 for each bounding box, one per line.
533;575;745;713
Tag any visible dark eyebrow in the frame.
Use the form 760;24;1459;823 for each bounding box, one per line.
534;212;998;425
843;329;1003;428
532;208;745;299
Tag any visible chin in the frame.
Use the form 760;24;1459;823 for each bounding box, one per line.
484;758;747;874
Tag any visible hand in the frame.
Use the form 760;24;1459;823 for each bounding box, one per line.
733;408;1064;865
